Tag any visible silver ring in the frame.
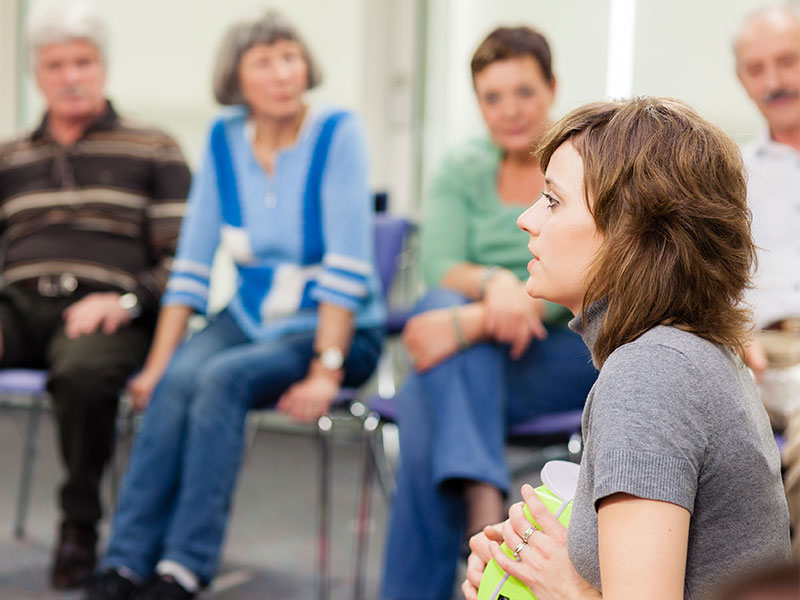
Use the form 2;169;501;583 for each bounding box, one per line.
521;525;536;543
512;540;526;558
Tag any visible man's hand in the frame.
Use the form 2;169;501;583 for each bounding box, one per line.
62;292;131;338
403;308;462;372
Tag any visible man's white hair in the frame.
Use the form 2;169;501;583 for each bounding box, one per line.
733;3;800;61
26;0;108;65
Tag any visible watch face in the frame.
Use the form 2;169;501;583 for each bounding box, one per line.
119;293;138;310
319;347;345;370
119;293;141;318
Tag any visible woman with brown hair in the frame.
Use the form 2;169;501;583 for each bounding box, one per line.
381;26;597;600
463;97;791;600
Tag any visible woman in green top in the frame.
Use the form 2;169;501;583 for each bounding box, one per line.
382;26;598;599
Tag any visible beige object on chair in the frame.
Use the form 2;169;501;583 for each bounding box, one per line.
782;411;800;558
755;328;800;558
756;330;800;430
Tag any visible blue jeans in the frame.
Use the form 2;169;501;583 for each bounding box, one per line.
101;310;381;584
381;289;597;600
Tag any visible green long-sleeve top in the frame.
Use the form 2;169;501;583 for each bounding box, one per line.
420;137;571;324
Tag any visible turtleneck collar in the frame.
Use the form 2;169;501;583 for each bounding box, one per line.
568;298;608;369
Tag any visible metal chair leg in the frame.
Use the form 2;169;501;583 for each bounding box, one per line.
352;429;375;600
14;393;45;539
316;416;333;600
370;422;396;502
109;403;136;512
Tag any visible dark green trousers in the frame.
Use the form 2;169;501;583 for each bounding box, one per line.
0;284;151;526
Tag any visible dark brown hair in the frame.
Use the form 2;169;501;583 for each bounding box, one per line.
471;26;553;83
537;97;755;367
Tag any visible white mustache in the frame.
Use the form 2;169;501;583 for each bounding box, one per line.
57;85;89;99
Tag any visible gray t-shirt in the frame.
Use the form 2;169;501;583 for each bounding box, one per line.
567;302;791;600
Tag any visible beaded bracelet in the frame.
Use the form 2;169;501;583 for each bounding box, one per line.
450;306;469;351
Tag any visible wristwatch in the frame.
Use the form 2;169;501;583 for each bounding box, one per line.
118;292;142;319
313;346;345;371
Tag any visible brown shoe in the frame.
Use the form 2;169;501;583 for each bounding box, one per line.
50;521;98;589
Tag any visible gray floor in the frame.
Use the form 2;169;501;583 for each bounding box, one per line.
0;403;555;600
0;409;391;600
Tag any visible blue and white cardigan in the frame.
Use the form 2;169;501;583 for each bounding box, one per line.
162;105;385;340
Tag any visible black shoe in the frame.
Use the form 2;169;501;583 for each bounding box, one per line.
84;569;141;600
51;521;98;589
132;575;196;600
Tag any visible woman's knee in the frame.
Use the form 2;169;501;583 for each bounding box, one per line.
154;357;199;405
189;358;252;421
413;287;469;315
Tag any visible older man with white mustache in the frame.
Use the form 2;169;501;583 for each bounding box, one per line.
735;4;800;558
0;0;190;588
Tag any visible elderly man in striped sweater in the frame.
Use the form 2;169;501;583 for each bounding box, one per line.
0;0;190;588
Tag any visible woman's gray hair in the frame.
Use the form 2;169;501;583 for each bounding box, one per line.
26;0;108;65
212;10;322;106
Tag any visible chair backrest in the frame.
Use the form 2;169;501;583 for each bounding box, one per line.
373;213;412;296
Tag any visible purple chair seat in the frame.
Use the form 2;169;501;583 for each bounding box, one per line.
0;369;48;395
334;387;359;405
366;394;399;422
386;308;413;335
508;409;583;440
366;394;582;444
0;368;50;540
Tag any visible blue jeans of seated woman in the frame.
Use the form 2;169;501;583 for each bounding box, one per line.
381;288;597;600
100;309;381;584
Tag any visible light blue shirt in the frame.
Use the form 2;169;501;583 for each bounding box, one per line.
162;105;385;340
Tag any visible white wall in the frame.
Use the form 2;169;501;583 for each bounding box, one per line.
0;0;20;139
631;0;770;144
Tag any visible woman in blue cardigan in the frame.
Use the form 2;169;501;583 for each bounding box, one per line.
85;11;384;600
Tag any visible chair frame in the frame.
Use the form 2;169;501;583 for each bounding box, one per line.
347;386;584;599
244;213;414;600
0;369;50;539
0;368;134;540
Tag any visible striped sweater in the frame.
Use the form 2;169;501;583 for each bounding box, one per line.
163;105;385;340
0;101;191;315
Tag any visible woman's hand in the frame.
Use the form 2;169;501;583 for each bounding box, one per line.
403;308;461;371
126;367;164;411
404;303;486;371
489;484;599;600
276;372;340;422
462;522;505;600
483;270;547;359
